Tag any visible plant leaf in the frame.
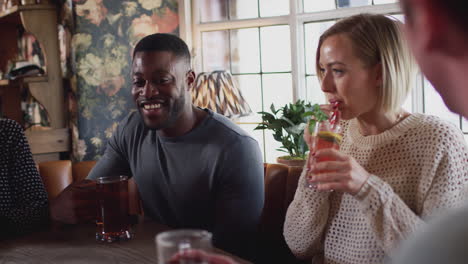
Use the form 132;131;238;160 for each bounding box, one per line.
280;116;295;127
308;119;317;134
270;104;277;114
255;100;326;158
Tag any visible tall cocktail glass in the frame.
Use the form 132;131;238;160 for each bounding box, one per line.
305;119;342;189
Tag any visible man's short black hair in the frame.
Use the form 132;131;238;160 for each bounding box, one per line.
133;33;191;64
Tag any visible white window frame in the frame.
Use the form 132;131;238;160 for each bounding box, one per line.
179;0;467;147
180;1;411;110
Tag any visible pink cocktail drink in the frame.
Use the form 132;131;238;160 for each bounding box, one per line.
306;115;342;189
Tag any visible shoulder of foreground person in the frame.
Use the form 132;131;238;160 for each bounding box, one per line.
0;118;23;136
392;202;468;264
0;118;50;235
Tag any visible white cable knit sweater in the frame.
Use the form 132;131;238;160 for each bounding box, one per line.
284;113;468;264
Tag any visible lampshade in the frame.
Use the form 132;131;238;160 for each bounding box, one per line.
192;71;252;119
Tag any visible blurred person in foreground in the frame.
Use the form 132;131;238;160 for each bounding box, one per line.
391;0;468;263
50;33;264;261
0;118;48;238
282;13;467;264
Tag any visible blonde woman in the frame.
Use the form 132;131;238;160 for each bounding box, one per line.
283;14;468;263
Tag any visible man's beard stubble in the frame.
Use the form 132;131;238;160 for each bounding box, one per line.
140;92;187;131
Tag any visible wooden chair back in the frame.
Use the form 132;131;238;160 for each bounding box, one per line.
258;163;303;263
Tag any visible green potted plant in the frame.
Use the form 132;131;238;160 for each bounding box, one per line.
255;100;327;167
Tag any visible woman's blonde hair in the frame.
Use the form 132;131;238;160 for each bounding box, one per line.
316;14;416;113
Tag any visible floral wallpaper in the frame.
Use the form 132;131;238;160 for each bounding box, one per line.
69;0;179;161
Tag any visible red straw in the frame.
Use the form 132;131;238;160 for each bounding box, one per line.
330;102;340;128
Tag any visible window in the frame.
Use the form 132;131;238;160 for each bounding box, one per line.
188;0;467;162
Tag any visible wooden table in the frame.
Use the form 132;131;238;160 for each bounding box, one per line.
0;221;251;264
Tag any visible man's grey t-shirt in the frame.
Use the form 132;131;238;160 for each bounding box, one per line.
88;109;264;258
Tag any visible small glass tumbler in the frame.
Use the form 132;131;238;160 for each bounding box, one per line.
155;229;213;264
96;175;132;242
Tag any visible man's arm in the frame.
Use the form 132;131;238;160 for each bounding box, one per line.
212;137;264;261
87;118;133;180
51;118;132;224
86;145;132;181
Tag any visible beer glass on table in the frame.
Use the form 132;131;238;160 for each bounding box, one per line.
96;175;132;242
305;119;342;189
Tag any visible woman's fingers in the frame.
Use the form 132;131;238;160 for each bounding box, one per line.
315;181;346;192
314;148;348;161
309;171;348;183
308;153;371;195
310;160;348;173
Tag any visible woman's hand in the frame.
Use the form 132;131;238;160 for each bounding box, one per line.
308;148;370;195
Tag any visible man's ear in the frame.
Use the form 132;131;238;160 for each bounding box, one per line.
186;70;196;90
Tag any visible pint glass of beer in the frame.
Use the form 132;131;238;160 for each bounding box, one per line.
96;175;132;242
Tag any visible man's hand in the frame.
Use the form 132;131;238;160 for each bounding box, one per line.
49;179;97;224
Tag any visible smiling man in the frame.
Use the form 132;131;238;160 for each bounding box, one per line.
130;39;197;135
57;34;264;260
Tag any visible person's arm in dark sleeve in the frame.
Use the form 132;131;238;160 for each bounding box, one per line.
1;120;49;236
212;136;264;261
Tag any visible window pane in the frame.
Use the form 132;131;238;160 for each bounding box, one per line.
374;0;398;4
424;79;460;128
260;25;291;72
304;21;335;75
337;0;371;8
387;14;405;23
464;134;468;143
262;73;293;114
306;76;326;104
238;123;265;161
264;129;286;163
259;0;289;17
304;0;336;12
202;31;230;72
234;74;262;123
200;0;228;22
230;0;259;20
231;28;260;74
